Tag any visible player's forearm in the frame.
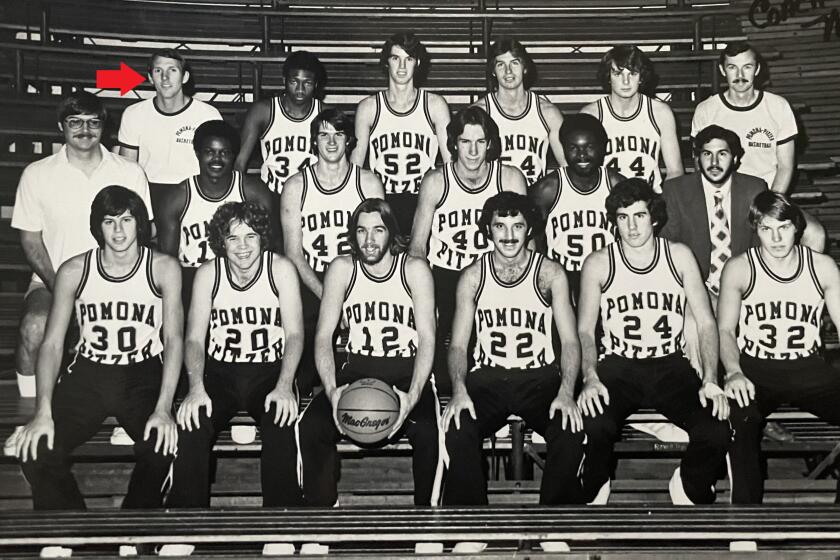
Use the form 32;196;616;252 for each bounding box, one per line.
21;236;56;290
696;319;721;384
314;333;338;397
718;328;742;377
406;339;434;406
33;342;63;417
183;339;207;391
156;337;182;413
447;346;470;396
770;165;794;194
578;331;600;382
558;340;581;397
288;252;323;299
276;329;304;389
408;236;429;260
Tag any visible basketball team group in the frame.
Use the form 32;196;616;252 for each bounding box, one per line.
8;31;840;510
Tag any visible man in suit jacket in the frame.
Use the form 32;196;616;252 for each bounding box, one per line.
660;124;764;288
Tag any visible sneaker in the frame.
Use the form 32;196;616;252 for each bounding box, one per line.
110;426;134;446
3;426;24;457
629;422;688;443
588;479;611;505
668;467;694;505
763;421;794;442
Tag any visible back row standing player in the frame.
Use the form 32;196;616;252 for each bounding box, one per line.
118;49;222;214
478;39;565;184
581;45;683;192
351;32;451;235
236;51;326;195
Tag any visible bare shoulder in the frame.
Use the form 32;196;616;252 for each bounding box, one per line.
538;96;563;121
458;259;483;293
579;101;599;116
810;250;840;278
426;91;450;111
404;254;432;275
355;95;377;118
650;97;676;121
151;251;180;272
280;172;304;199
665;240;696;265
327;254;354;277
537;255;566;290
244;98;272;122
581;245;610;274
269;252;298;275
57;253;87;278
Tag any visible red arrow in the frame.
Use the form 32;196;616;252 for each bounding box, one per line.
96;62;145;96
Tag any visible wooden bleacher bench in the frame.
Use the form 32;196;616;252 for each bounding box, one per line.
1;504;840;555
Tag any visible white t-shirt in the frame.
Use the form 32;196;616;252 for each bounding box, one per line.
12;145;153;281
118;97;222;184
691;91;797;187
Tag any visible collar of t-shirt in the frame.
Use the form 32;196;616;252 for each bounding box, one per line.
700;174;732;228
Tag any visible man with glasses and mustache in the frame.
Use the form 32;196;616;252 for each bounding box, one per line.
11;92;152;399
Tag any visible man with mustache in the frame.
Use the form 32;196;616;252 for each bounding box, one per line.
11;92;152;398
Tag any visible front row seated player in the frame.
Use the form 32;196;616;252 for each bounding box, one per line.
719;192;840;504
166;201;305;507
298;198;442;506
442;192;586;505
575;179;731;505
14;186;182;510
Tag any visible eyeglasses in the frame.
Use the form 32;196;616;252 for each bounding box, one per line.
64;117;103;130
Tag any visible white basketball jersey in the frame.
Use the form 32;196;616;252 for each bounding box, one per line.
368;90;439;195
428;162;503;271
597;95;663;192
179;172;246;268
259;98;322;194
544;167;616;272
484;91;550;184
299;164;366;274
738;246;824;360
473;251;555;370
75;247;163;365
208;252;285;363
600;238;686;359
343;253;418;358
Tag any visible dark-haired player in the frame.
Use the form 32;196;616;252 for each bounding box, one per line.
12;92;152;399
235;51;326;194
410;106;527;381
167;201;304;507
15;186;182;510
719;192;840;503
157;120;278;304
119;49;221;205
576;179;729;505
477;38;565;184
281;109;384;394
580;45;682;192
441;192;585;505
350;32;451;234
298;198;441;506
531;113;624;298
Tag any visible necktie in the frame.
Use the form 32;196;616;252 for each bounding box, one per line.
706;193;731;296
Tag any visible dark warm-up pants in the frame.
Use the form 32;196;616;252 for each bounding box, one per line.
730;353;840;504
166;358;303;507
298;354;442;506
581;354;731;504
443;365;587;505
21;356;172;510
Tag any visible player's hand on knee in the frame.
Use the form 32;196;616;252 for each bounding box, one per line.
549;392;582;432
16;414;54;462
265;382;298;427
177;386;213;432
441;391;476;431
699;382;729;421
577;378;609;418
144;409;178;456
387;386;412;439
329;384;349;435
723;372;755;409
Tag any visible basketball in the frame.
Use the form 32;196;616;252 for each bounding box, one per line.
336;378;400;445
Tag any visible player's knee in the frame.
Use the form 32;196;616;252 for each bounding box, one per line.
18;308;48;350
545;417;585;447
444;416;480;446
689;418;731;450
583;414;619;441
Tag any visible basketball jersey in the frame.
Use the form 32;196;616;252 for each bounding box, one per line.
738;246;824;360
259;98;322;194
600;238;686;359
484;91;550;184
343;253;418;358
691;91;798;187
473;251;555;370
299;164;366;274
179;171;246;268
368;90;439;195
428;162;503;271
208;251;285;363
597;94;663;192
544;167;616;272
75;247;163;365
